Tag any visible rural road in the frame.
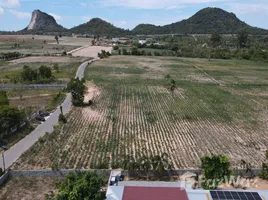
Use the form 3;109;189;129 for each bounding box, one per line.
0;58;99;170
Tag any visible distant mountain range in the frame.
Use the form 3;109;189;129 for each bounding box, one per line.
3;7;268;36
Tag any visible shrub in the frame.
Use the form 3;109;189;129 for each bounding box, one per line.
58;113;67;124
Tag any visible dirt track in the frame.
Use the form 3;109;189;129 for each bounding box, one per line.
72;46;112;57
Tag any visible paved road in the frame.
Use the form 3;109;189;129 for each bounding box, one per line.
0;58;98;170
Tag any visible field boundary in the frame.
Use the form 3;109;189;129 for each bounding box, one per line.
67;45;90;55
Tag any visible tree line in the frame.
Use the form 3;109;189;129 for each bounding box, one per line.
0;91;26;146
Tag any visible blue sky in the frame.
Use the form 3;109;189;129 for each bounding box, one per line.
0;0;268;31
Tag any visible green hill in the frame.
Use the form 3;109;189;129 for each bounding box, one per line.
69;18;129;37
132;7;268;35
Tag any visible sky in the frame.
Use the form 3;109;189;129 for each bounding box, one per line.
0;0;268;31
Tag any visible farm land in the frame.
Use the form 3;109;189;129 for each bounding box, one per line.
13;56;268;170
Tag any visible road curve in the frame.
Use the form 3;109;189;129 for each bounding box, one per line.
0;58;99;170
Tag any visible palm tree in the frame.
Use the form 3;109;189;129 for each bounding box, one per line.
122;155;139;171
138;155;152;176
150;153;174;174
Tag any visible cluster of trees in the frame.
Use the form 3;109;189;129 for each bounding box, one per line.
20;65;53;83
45;172;106;200
0;52;21;60
98;50;111;59
0;91;25;145
120;48;174;57
123;31;268;62
67;78;86;106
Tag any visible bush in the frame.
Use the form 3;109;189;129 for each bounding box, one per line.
113;46;119;50
58;113;67;123
53;172;106;200
201;155;232;189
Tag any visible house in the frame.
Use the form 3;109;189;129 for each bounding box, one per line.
139;40;147;44
106;171;268;200
112;38;120;42
107;184;268;200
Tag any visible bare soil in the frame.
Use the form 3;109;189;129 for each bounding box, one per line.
0;176;64;200
72;46;112;57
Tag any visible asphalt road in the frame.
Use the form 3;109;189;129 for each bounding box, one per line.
0;58;98;170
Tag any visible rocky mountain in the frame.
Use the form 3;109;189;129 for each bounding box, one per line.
132;7;268;35
69;18;129;37
25;10;65;31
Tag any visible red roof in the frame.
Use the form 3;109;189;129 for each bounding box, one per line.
122;186;189;200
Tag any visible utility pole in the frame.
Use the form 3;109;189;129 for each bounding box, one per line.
1;146;7;172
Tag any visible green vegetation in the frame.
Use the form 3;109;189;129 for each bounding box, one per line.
259;151;268;180
70;18;129;37
46;92;66;111
0;91;26;145
132;7;268;35
20;65;53;83
98;50;111;59
45;172;106;200
201;155;232;189
122;153;174;174
0;52;21;60
67;78;86;106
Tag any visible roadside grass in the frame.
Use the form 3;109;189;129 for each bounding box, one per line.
0;61;82;83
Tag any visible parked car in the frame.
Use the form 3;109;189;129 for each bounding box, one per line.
39;112;50;118
35;115;45;122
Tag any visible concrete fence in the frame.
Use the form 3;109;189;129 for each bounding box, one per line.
0;84;67;90
0;171;10;186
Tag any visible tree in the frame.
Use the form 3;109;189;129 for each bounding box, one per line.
53;172;106;200
67;78;86;106
39;65;52;79
122;155;140;171
170;79;176;93
201;155;232;189
21;65;38;82
150;153;174;174
210;32;221;47
53;63;59;73
0;91;9;106
0;105;25;135
55;36;59;44
237;30;248;48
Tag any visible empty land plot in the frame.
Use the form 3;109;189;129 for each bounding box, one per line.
0;56;87;83
72;46;112;57
13;56;268;170
0;35;90;55
0;176;64;200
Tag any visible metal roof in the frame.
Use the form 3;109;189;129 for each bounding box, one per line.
122;186;188;200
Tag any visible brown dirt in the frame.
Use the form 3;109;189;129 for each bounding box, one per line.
0;176;64;200
72;46;112;57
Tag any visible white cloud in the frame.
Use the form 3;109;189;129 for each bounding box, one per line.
0;0;20;8
48;13;62;21
228;3;268;15
81;16;91;21
0;7;4;16
99;0;224;9
80;2;87;7
9;9;30;19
